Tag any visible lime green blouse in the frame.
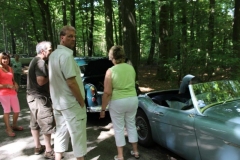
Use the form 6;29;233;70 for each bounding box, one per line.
110;63;137;100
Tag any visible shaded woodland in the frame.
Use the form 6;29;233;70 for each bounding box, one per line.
0;0;240;82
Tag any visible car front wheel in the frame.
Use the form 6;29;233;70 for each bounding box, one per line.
136;109;154;147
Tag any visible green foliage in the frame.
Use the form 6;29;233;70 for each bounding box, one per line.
0;0;239;82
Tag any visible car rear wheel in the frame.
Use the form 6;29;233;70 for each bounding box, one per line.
136;109;154;147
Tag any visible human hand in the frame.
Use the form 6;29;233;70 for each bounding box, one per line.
14;83;19;91
79;102;85;108
99;110;105;119
7;84;14;90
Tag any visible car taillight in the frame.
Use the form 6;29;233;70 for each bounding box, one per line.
90;86;95;96
92;97;96;102
90;86;96;102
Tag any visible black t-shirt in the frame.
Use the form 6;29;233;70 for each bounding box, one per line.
27;57;50;97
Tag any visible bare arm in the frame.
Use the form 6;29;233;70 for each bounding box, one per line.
0;84;13;89
101;69;112;111
37;76;49;86
66;77;85;107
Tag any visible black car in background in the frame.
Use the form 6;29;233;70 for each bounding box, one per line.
74;57;141;112
75;57;113;91
74;57;113;112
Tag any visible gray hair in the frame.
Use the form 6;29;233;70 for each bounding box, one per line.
36;41;51;54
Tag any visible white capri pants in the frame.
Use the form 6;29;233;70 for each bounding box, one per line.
109;96;138;147
53;104;87;157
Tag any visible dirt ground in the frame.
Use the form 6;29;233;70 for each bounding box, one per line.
137;63;231;93
137;65;179;93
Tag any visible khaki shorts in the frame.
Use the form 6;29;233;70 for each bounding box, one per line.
27;95;55;134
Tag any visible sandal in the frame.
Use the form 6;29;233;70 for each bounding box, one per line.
114;155;124;160
5;129;16;137
11;126;24;131
130;151;140;159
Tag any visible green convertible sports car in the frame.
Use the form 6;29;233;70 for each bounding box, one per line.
136;80;240;160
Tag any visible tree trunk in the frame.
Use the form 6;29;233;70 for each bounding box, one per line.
23;23;30;55
118;0;123;45
147;1;156;65
27;0;40;42
156;2;169;80
190;0;196;48
38;5;48;41
113;10;118;45
62;0;68;25
121;0;139;68
88;0;94;56
70;0;76;56
179;0;188;74
205;0;215;80
104;0;114;52
169;1;174;58
233;0;240;54
10;29;16;55
36;0;54;46
136;0;142;58
70;0;76;27
1;12;8;52
77;1;86;56
232;0;240;78
208;0;215;53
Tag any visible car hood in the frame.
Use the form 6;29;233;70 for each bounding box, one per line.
203;100;240;124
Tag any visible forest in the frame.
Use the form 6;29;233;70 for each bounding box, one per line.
0;0;240;83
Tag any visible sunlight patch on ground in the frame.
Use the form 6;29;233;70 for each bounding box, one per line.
87;146;97;154
139;87;154;92
97;127;128;142
9;155;43;160
89;155;100;160
97;128;115;140
0;138;33;154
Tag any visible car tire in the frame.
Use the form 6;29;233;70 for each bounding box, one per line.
136;109;154;147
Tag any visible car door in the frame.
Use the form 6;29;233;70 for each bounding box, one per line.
152;106;201;160
194;115;240;160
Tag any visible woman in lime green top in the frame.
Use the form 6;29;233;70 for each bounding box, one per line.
100;45;139;160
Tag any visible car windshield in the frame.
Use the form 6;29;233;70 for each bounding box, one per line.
190;80;240;114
